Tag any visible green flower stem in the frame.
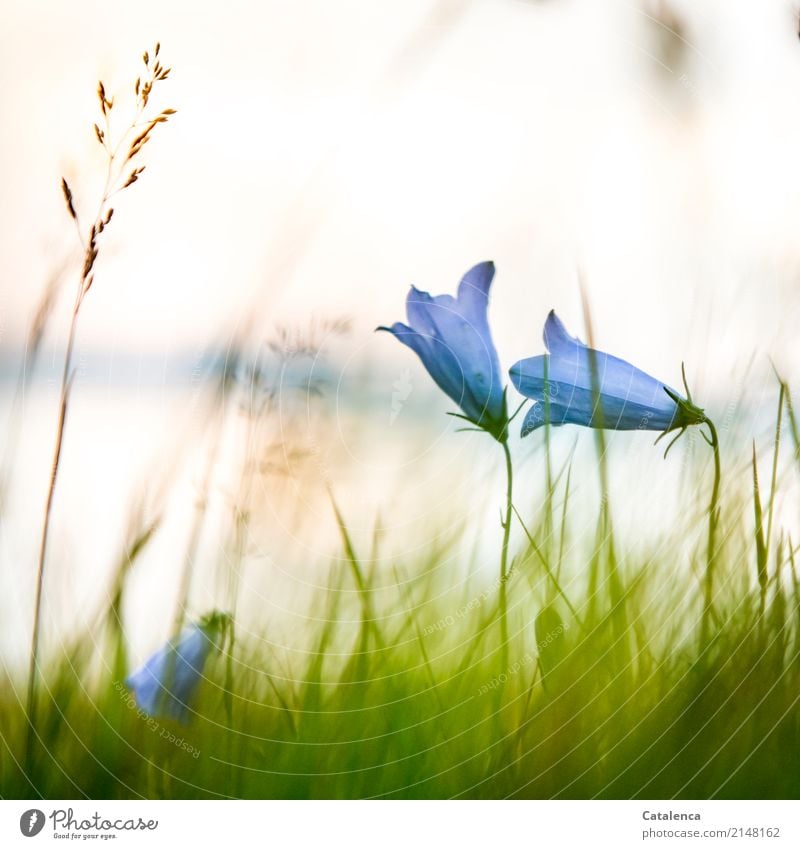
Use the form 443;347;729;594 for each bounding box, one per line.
500;438;513;582
701;417;721;645
499;437;513;673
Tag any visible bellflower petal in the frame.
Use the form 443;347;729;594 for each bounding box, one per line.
456;260;495;328
378;261;507;439
510;311;700;436
542;310;584;356
126;620;220;723
382;321;465;409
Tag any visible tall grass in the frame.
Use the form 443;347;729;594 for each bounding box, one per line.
23;45;176;768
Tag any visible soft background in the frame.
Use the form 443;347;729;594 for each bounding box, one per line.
1;0;799;668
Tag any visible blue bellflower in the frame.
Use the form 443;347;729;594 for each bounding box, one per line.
126;614;227;723
509;311;705;436
378;261;508;440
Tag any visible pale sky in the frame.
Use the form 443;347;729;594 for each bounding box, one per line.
1;0;799;397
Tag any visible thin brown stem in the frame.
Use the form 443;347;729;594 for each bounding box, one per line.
25;275;83;766
24;49;174;771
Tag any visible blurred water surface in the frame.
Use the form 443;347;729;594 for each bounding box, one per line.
1;345;796;672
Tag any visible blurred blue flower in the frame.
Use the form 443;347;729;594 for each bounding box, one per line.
126;614;227;723
509;311;704;436
378;261;508;440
